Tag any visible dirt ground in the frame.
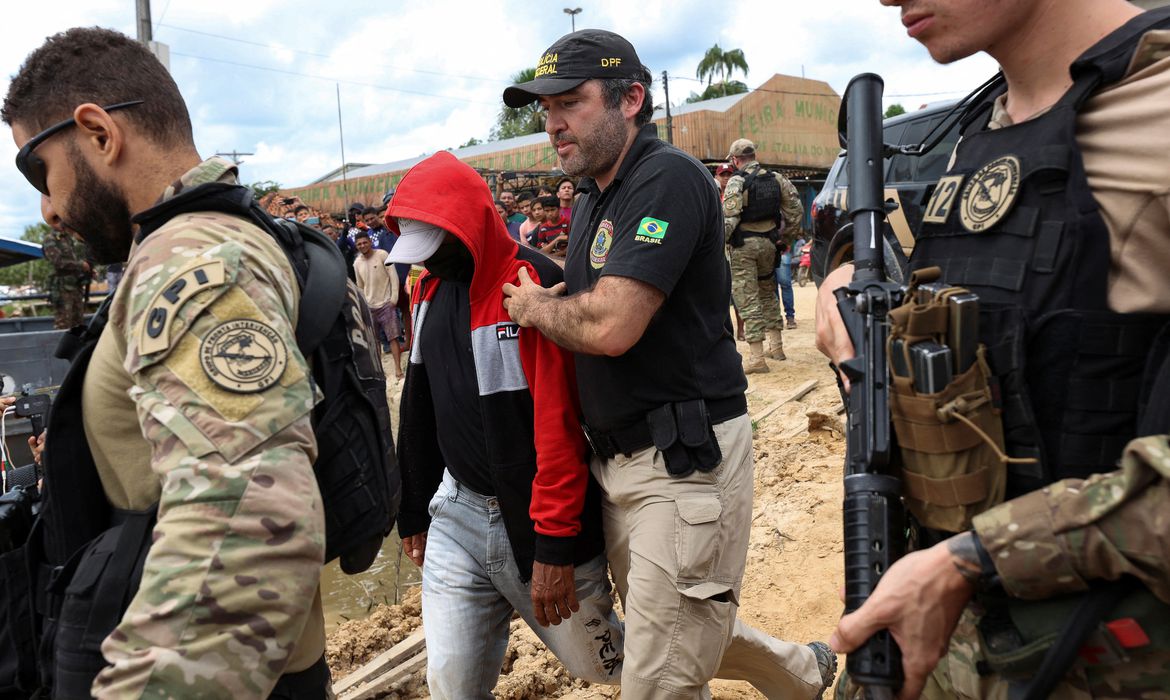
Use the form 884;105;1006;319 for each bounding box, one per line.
326;283;848;698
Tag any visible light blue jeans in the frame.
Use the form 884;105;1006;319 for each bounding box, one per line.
774;252;796;321
422;470;624;699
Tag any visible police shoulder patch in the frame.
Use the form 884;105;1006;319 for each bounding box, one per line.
959;156;1021;233
140;259;227;356
199;318;288;393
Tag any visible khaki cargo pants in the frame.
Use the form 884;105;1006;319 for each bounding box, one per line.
592;413;823;698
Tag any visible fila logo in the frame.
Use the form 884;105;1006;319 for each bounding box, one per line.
496;323;521;340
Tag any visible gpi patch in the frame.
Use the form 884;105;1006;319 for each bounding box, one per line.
590;219;614;269
140;259;226;355
959;155;1021;232
199;319;288;393
634;216;668;245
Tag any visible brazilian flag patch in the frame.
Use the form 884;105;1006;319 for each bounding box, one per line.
635;217;669;245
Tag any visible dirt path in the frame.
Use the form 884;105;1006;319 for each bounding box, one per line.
327;283;848;698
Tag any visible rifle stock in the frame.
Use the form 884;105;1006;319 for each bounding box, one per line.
835;73;906;694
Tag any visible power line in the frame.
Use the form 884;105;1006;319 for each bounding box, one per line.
158;23;510;85
168;51;498;105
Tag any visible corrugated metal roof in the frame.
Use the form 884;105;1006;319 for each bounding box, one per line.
0;237;42;268
329;131;550;183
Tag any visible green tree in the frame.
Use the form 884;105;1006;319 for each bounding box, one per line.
0;223;53;293
459;136;483;148
491;68;546;141
884;104;907;118
685;80;750;104
695;44;749;98
248;180;283;198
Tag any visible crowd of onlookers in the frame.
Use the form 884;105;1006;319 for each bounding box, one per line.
257;178;582;377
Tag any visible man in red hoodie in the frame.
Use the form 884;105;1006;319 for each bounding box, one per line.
385;151;623;698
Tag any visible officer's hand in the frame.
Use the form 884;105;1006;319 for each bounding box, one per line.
0;396;13;410
829;538;976;700
502;266;566;327
531;561;579;627
815;263;856;390
402;532;427;567
28;430;46;467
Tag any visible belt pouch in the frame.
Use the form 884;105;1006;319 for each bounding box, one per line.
647;404;691;477
675;400;722;473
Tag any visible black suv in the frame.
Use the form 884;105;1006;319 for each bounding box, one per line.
810;100;962;285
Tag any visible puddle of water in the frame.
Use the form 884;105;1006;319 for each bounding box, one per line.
320;532;421;631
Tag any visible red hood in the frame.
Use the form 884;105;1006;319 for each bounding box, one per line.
385;151;519;300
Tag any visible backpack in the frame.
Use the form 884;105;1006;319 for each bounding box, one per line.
738;167;784;225
133;182;402;573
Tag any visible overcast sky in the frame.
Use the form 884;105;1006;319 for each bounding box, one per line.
0;0;998;239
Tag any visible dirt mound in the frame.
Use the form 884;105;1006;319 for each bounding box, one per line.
326;285;847;698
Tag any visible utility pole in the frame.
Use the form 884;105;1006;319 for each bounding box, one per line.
136;0;152;42
563;7;582;32
662;71;674;145
214;150;254;166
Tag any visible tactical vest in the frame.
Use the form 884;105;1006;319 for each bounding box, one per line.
912;9;1170;500
910;11;1170;692
12;185;400;698
735;166;783;228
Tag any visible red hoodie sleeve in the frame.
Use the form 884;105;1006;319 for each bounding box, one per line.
517;299;589;566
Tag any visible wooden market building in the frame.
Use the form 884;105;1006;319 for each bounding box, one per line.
284;73;842;215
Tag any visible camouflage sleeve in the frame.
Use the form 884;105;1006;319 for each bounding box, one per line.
92;215;325;699
722;175;745;243
973;434;1170;603
778;174;805;238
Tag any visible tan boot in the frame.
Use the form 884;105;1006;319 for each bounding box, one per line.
744;341;770;374
766;329;787;361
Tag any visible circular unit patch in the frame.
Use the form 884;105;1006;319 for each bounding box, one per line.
959;155;1021;233
199;319;288;393
590;219;614;270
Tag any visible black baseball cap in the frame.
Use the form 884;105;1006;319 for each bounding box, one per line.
503;29;649;108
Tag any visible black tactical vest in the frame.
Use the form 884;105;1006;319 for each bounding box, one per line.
735;165;783;226
911;8;1170;499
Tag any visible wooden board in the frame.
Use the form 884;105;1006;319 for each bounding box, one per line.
332;627;425;696
751;379;819;425
338;650;428;700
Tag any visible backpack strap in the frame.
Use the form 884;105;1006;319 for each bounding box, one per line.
131;182;346;358
279;220;346;357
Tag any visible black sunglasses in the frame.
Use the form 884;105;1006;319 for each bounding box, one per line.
14;100;144;195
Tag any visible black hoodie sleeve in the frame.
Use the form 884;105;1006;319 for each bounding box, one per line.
396;361;446;538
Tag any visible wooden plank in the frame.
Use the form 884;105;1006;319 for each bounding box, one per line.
339;650;428;700
332;627;425;696
751;379;819;425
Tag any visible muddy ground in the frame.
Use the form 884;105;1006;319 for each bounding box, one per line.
326;283;847;698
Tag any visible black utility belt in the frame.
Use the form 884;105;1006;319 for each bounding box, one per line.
583;395;746;477
741;230;777;239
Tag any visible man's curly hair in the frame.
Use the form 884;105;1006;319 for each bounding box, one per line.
3;26;192;147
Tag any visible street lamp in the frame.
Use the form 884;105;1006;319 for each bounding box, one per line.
564;7;582;32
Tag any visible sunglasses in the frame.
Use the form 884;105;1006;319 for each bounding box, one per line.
15;100;144;195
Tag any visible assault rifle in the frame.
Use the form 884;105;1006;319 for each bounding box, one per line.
834;73;906;697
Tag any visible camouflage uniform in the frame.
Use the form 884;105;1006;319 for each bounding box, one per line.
41;226;90;329
83;158;326;698
723;161;803;345
923;433;1170;699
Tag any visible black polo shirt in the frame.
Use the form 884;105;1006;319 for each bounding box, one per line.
565;124;746;432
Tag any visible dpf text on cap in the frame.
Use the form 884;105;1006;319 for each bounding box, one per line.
503;29;649;108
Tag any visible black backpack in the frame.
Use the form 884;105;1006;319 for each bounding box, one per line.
738;167;784;225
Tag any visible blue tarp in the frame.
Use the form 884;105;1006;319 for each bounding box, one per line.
0;237;42;268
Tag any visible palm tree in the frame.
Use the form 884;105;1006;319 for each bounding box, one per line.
696;44;749;97
491;68;546;141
